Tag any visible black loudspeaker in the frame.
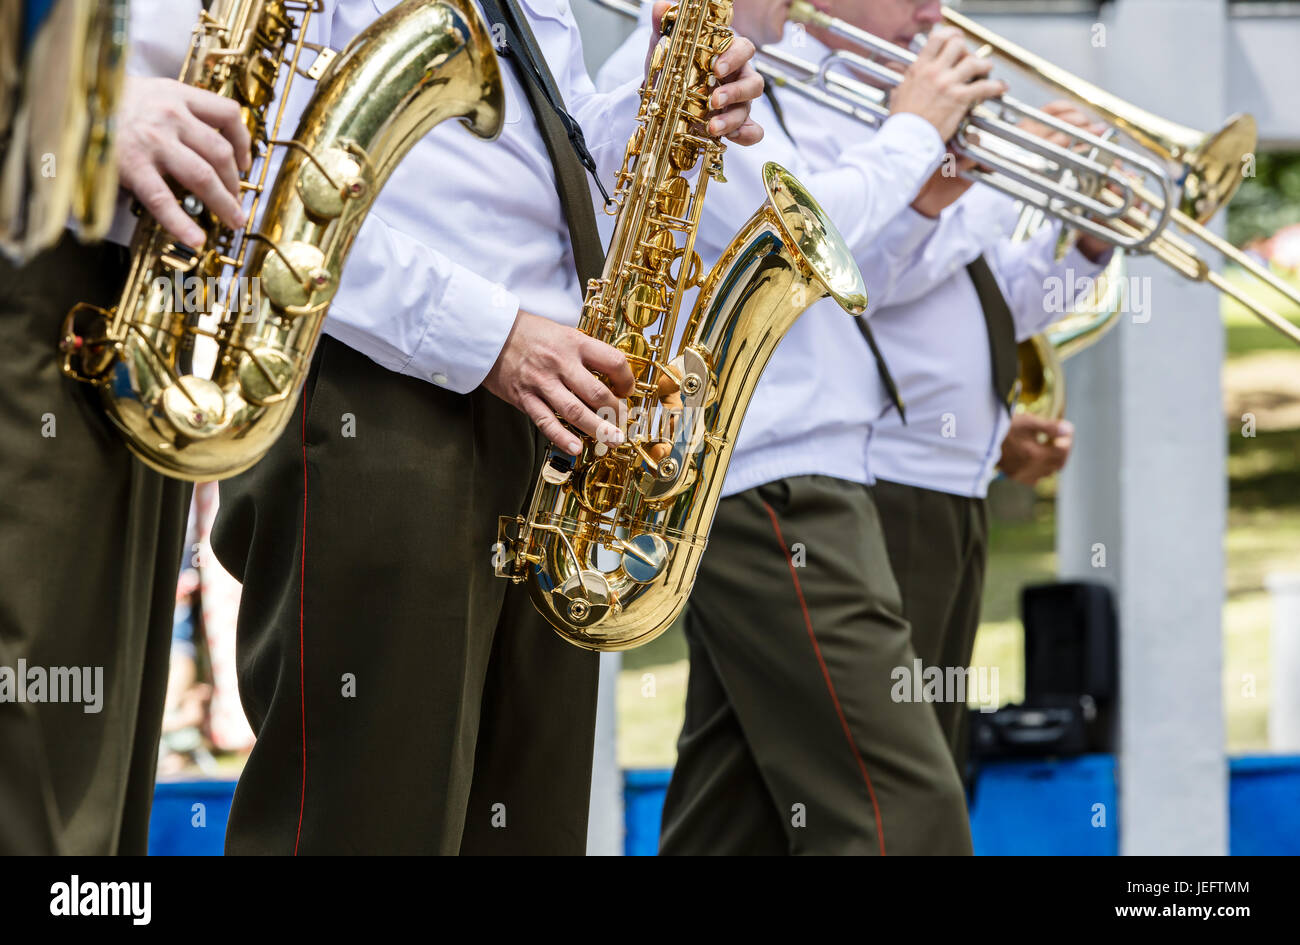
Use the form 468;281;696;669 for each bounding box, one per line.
1022;581;1118;712
968;581;1119;770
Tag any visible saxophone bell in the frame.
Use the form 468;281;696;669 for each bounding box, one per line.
1;0;128;263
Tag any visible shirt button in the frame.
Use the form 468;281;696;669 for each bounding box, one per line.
432;372;449;386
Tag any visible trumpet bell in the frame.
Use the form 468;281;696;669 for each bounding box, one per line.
1180;113;1257;224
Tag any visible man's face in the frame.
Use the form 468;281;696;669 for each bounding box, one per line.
832;0;943;47
732;0;796;49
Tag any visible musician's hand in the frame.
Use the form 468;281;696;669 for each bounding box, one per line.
483;311;635;456
645;0;764;145
709;39;764;144
116;77;252;247
1020;100;1114;262
911;146;977;217
1073;231;1114;264
891;26;1006;142
1018;99;1106;149
998;413;1074;486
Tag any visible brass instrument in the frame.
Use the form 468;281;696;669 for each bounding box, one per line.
1013;220;1127;421
757;1;1180;251
1;0;127;262
771;0;1300;348
1011;134;1128;422
496;0;868;651
59;0;504;480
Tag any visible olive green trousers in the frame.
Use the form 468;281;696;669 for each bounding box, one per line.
660;475;972;855
0;235;190;854
214;336;599;855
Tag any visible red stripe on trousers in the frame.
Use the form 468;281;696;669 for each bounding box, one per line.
761;498;887;856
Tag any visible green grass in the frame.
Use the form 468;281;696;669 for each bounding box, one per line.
1221;265;1300;357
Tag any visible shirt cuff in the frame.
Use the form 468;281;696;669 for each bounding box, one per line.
881;206;941;259
401;265;520;394
871;112;948;179
1063;239;1116;276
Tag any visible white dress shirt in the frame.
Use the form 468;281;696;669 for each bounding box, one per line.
107;0;643;388
771;29;1111;497
105;1;642;395
598;22;955;499
273;0;641;394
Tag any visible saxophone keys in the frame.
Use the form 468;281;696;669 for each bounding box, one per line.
237;347;296;405
159;240;202;274
622;282;666;329
576;455;626;514
59;303;116;382
656;175;691;215
260;240;330;309
642;228;677;272
621;534;669;585
296;146;366;219
160;375;228;439
614;332;652;381
552;571;614;629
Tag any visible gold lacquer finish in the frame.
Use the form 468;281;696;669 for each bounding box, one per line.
1010;175;1128;422
1;0;128;262
495;0;867;651
1014;254;1126;422
59;0;504;479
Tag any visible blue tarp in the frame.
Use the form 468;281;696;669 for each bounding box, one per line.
147;754;1300;855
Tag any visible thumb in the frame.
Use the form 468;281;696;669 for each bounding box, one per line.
1013;413;1058;434
652;0;670;33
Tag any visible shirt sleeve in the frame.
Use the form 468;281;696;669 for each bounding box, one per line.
985;217;1116;341
807;112;948;262
567;76;645;190
126;0;201;77
854;183;1020;311
324;211;521;394
561;13;646;190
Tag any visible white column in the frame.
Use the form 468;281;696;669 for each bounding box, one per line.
586;652;624;855
1266;574;1300;752
1056;0;1229;855
572;0;638;74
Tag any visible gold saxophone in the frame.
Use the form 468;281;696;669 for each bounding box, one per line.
60;0;503;480
1;0;128;262
496;0;868;651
